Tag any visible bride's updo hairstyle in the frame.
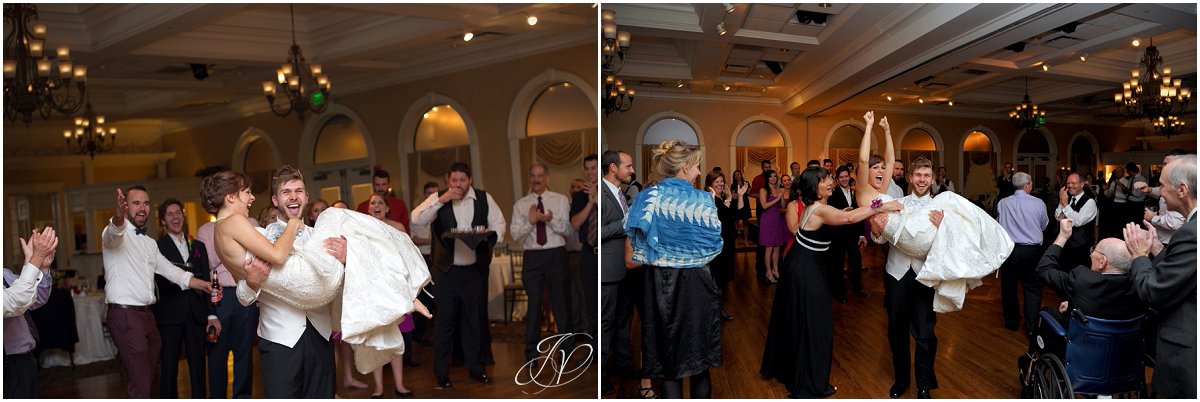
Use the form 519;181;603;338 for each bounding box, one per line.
798;166;830;206
201;170;252;214
650;139;702;181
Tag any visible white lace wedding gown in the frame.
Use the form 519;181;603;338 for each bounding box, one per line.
254;208;431;374
875;192;1014;312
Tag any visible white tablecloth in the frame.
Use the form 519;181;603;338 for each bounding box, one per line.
486;255;527;321
41;293;118;367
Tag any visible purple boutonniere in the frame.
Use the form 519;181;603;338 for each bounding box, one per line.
870;198;882;209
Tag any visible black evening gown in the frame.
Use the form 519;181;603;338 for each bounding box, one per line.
760;204;836;397
711;194;741;288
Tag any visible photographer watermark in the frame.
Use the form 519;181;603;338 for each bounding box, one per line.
514;333;593;394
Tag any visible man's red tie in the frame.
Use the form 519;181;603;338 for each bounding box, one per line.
536;196;547;245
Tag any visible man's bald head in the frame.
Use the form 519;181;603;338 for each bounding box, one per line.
1094;238;1132;273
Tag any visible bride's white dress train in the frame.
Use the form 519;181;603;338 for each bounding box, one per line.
876;192;1014;312
257;208;431;373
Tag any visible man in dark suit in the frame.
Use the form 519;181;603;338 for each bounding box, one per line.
571;155;599;349
1036;219;1146;323
599;150;640;395
826;165;867;302
1123;154;1196;399
153;199;210;398
997;161;1016;201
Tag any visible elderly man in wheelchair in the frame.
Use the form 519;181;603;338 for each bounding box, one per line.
1018;219;1151;398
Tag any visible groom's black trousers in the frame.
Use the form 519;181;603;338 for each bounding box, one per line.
434;263;489;379
884;268;938;390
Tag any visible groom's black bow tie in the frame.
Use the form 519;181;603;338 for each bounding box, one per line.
135;227;147;236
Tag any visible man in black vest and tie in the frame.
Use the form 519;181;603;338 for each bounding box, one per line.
411;162;506;389
1123;154;1196;399
153;199;211;398
1054;173;1097;270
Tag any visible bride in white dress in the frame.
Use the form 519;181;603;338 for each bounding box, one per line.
204;171;431;373
856;111;1014;312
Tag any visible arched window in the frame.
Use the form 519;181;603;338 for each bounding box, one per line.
243;137;280;196
413;104;470;198
1016;129;1054;191
1069;135;1097;176
641;118;700;181
521;82;596;195
827;124;871;168
961;131;996;199
901;128;938;167
734;121;787;181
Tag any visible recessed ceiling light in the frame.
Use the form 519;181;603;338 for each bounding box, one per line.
1042;64;1049;71
918;98;924;104
1079;53;1088;62
527;16;538;26
463;32;474;42
947;100;954;107
677;81;685;88
818;3;832;8
1131;39;1141;47
886;95;893;101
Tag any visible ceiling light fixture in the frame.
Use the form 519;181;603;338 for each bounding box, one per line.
947;100;954;107
1131;39;1141;47
1079;53;1088;62
602;74;634;116
724;3;736;13
463;32;474;42
261;4;331;121
1114;38;1191;137
64;92;115;159
1010;76;1046;130
3;4;88;125
885;95;892;101
918;98;924;104
717;22;728;36
601;10;631;75
1041;64;1049;72
527;15;538;26
677;80;684;88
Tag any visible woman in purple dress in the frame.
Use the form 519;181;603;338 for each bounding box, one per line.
758;170;787;282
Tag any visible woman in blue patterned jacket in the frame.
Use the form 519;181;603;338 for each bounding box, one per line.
626;139;724;399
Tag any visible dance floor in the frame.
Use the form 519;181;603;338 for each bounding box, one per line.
38;322;596;399
609;244;1079;399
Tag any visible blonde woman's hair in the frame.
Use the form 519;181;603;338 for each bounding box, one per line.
650;139;702;180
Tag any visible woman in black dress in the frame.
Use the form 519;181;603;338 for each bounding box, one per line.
760;167;900;398
706;170;748;321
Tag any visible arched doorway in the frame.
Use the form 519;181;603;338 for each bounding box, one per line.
411;104;471;204
733;119;789;181
824;120;871;168
961;129;998;202
636;112;704;183
1068;132;1099;177
516;81;597;197
1014;127;1056;193
231;127;282;199
303;111;374;207
899;128;940;168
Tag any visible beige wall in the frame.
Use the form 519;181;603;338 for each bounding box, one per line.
163;43;596;225
602;97;1191;187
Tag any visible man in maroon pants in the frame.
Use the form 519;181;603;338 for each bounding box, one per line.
102;186;211;398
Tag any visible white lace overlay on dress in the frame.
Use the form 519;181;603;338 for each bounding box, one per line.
257;208;432;374
877;192;1014;312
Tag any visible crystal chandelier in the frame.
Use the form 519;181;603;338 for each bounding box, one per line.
3;4;88;125
63;95;116;159
602;75;634;116
1009;76;1045;130
1113;38;1191;138
261;4;330;120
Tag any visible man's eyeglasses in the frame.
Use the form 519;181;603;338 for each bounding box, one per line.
1089;246;1105;257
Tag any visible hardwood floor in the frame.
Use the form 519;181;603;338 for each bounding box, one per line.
38;322;596;399
608;245;1069;398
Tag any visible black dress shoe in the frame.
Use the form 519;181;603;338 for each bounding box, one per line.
470;372;491;384
823;385;838;398
918;389;932;399
837;296;848;304
436;378;453;389
371;394;383;399
396;389;414;398
889;383;908;398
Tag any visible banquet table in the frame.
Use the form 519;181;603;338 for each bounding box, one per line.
486;253;526;322
42;292;117;367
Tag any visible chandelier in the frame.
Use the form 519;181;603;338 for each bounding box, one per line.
3;4;88;126
261;4;330;120
63;95;115;159
1009;76;1045;130
601;10;630;75
1114;38;1191;138
602;75;634;116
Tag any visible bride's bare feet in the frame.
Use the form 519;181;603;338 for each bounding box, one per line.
413;299;433;319
344;376;368;390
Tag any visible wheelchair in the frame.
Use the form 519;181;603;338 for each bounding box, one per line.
1017;309;1150;399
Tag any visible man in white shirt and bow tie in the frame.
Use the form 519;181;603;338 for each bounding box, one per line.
1054;173;1098;270
235;165;347;398
869;157;943;399
102;186;213;398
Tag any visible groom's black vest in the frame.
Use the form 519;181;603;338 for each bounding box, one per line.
1066;192;1095;249
430;188;496;273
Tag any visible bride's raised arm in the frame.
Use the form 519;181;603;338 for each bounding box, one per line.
857;111;881;206
881;116;896;191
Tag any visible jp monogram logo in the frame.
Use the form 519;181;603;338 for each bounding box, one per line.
514;333;593;394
